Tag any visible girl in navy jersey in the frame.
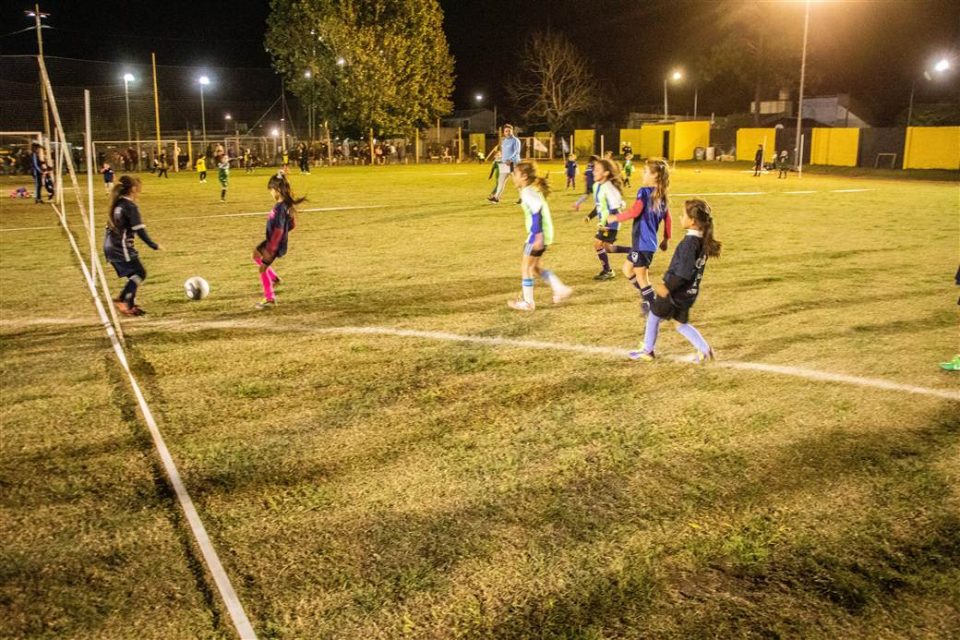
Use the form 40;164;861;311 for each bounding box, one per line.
629;198;721;363
572;155;599;210
607;158;672;315
253;173;303;309
103;176;161;316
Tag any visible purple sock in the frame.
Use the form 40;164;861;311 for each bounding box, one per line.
643;313;663;353
596;248;610;271
676;323;710;354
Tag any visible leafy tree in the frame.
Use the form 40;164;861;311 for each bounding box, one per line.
506;31;597;132
265;0;455;136
697;3;803;124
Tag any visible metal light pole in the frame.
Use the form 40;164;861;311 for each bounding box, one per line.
123;73;134;142
664;70;682;119
693;88;699;120
794;0;810;174
198;75;210;147
907;59;952;127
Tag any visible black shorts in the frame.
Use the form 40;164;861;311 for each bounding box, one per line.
628;250;655;268
523;242;547;258
650;294;691;324
109;257;146;280
595;228;618;243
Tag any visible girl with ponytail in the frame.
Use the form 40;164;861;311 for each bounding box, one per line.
507;161;573;311
252;173;305;309
103;176;161;316
629;198;721;363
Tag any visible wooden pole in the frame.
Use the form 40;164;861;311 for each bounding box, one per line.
151;53;161;153
457;127;462;163
135;130;141;172
187;129;192;169
436;118;440;143
85;90;96;274
325;121;332;166
415;129;420;164
369;128;374;165
34;4;51;153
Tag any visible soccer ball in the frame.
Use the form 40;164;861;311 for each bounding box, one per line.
184;276;210;300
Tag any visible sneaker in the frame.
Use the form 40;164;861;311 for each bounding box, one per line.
628;350;655;362
552;285;573;304
487;195;499;203
507;299;535;312
114;299;141;317
255;298;276;310
131;306;147;316
939;355;960;371
271;274;282;285
640;300;651;317
593;270;615;281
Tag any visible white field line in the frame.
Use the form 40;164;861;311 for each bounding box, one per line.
113;319;958;402
0;225;60;232
47;207;258;638
830;188;872;193
783;190;817;194
431;172;469;176
672;189;873;197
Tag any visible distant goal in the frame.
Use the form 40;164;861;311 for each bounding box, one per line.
874;153;897;169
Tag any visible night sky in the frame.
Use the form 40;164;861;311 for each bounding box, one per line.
1;0;958;126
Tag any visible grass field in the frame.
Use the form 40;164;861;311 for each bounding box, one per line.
1;162;958;639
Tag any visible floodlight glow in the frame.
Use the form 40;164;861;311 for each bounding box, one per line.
123;73;135;83
225;114;232;120
671;70;683;81
270;128;279;137
304;70;312;78
336;57;346;66
198;76;210;86
934;58;950;73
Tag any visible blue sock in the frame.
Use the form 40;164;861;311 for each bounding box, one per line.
643;313;663;354
676;323;710;353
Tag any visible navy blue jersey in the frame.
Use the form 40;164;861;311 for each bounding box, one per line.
104;198;154;262
102;167;114;184
584;162;595;191
663;232;706;308
264;202;295;258
565;159;577;177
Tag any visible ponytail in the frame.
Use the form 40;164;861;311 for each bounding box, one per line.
646;158;670;212
267;173;307;216
514;161;551;197
107;175;141;231
685;199;721;258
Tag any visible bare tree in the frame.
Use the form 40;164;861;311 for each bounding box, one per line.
507;31;596;132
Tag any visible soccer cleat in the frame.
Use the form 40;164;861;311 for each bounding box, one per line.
628;350;655;362
593;270;615;281
939;355;960;371
255;298;276;310
271;274;282;285
487;195;500;203
507;299;535;312
131;306;147;316
552;285;573;305
693;349;715;364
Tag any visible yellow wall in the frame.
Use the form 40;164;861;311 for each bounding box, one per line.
736;128;777;162
639;124;673;160
903;126;960;170
468;133;485;156
573;129;595;156
619;129;642;155
810;128;859;167
674;121;711;161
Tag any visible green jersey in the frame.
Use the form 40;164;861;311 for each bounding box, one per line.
520;185;554;246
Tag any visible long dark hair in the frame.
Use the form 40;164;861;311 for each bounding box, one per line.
645;158;670;212
267;173;306;215
107;175;141;231
514;161;551;197
685;199;721;258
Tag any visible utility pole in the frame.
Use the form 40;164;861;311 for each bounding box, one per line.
29;5;52;148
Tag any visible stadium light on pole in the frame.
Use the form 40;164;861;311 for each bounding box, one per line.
122;73;135;143
907;57;953;126
793;0;813;175
664;70;682;119
198;75;210;147
475;92;497;133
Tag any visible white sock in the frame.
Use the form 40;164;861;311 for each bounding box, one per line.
522;278;535;305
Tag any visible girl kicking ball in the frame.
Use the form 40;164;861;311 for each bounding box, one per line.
253;173;304;309
103;176;161;316
508;161;572;311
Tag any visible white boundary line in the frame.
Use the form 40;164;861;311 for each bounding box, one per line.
672;189;874;197
48;208;258;639
127;319;958;402
0;225;60;232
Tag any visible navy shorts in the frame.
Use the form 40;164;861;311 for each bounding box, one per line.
523;242;547;258
595;228;618;243
651;295;691;324
109;257;146;280
628;250;655;268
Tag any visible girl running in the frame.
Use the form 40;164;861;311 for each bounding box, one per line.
607;158;672;315
103;176;161;316
584;158;625;281
508;161;572;311
629;198;721;362
253;173;303;309
572;155;599;210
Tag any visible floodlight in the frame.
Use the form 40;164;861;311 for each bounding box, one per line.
304;70;312;78
270;128;279;137
475;93;483;101
336;57;346;67
198;75;210;86
225;114;232;120
934;58;950;73
123;73;135;83
671;70;683;81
